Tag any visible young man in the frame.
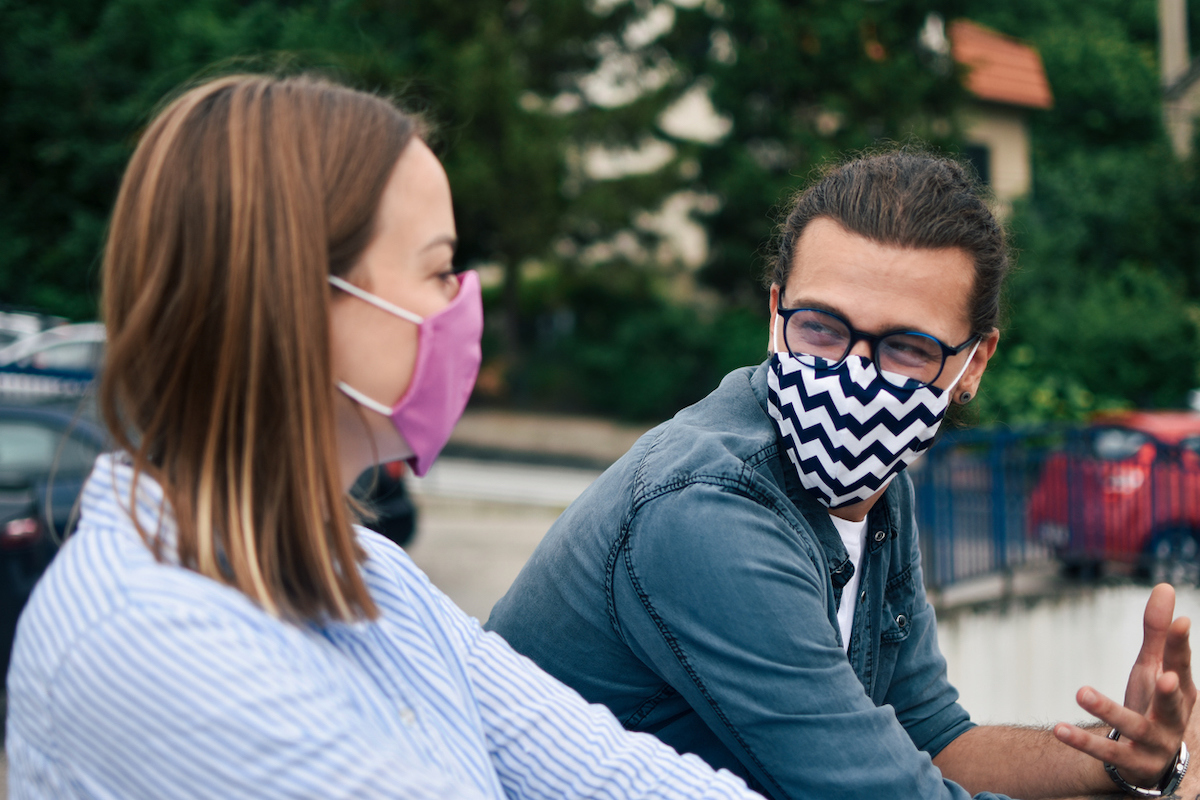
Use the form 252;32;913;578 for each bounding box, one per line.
486;152;1195;800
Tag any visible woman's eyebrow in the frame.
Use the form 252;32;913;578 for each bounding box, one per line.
421;234;458;254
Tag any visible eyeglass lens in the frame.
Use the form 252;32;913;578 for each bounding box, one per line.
785;309;945;386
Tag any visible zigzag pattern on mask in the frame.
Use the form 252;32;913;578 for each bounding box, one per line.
767;353;952;508
781;446;877;507
769;399;936;479
771;366;945;451
774;353;946;422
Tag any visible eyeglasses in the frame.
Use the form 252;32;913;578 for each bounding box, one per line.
777;306;978;390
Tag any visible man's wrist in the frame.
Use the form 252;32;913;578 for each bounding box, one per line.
1104;730;1189;798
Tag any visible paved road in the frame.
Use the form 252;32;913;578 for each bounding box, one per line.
403;456;601;620
405;457;599;620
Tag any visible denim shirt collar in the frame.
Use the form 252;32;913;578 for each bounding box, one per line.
750;360;900;602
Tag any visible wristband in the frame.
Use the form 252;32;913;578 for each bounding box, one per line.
1104;729;1189;798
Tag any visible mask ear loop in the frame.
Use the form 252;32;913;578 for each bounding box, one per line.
328;275;425;324
335;381;394;417
946;340;982;393
327;275;424;416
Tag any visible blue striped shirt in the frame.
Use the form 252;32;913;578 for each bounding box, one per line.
6;454;760;799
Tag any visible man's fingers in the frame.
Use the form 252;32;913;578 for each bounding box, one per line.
1055;722;1175;787
1055;722;1126;763
1140;584;1176;665
1148;670;1186;732
1163;615;1195;699
1077;686;1169;746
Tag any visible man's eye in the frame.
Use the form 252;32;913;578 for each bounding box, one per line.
798;321;845;341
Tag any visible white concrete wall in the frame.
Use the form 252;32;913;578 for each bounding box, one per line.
939;585;1200;726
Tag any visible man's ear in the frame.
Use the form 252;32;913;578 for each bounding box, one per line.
767;284;782;354
955;328;1000;403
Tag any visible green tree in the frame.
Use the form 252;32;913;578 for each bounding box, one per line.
661;0;968;306
0;0;692;367
960;0;1200;421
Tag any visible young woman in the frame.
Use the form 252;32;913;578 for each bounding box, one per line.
4;74;763;800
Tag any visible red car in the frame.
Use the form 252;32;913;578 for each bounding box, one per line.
1027;411;1200;583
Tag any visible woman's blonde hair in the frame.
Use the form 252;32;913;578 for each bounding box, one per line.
100;74;420;621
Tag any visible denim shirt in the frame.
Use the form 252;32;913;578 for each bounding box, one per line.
487;362;1009;800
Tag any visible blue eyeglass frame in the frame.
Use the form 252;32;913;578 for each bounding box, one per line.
777;305;979;389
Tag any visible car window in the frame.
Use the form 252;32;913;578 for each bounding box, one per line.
1091;428;1152;460
27;342;101;371
0;421;100;474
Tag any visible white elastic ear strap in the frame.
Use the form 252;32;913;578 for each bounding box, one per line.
328;275;424;325
949;340;982;387
336;381;393;417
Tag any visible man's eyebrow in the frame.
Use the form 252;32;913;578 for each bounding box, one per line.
421;235;458;253
789;296;945;340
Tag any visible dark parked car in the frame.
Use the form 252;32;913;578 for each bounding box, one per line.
0;401;416;681
0;322;104;401
350;459;418;549
1027;411;1200;583
1;402;109;679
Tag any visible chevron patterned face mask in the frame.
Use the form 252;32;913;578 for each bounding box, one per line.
766;341;978;509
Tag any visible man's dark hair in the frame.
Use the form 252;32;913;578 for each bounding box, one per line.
766;150;1009;336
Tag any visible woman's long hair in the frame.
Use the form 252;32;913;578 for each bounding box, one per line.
100;74;419;621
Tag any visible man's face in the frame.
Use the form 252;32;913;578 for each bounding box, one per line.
769;216;990;395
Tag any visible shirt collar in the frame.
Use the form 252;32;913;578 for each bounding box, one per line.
83;452;182;564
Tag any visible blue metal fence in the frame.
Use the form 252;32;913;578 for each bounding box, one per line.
911;423;1200;589
910;426;1060;588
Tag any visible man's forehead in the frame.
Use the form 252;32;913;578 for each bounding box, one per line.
784;217;975;337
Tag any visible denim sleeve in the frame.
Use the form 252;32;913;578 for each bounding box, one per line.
613;481;1007;800
884;508;975;758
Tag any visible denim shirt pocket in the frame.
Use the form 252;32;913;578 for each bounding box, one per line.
872;566;917;701
880;566;916;644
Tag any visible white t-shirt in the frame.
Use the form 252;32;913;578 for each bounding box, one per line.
828;513;868;653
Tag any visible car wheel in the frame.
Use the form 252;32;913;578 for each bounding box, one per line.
1060;558;1102;581
1146;528;1200;587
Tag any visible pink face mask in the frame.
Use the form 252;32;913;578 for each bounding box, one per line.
328;270;483;476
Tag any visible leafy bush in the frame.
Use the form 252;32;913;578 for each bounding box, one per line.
479;265;767;422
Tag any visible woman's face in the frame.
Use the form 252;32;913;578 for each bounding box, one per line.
769;216;999;398
329;140;459;474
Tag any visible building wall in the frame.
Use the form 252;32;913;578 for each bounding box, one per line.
961;104;1033;211
1166;78;1200;159
939;585;1200;725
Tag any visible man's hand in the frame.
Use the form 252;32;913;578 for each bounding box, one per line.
1052;584;1195;788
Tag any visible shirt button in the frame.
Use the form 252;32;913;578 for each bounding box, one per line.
398;707;418;727
896;614;908;629
873;530;886;543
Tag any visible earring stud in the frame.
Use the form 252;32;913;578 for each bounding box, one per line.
959;391;972;403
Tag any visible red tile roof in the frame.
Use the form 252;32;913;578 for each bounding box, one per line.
950;19;1053;110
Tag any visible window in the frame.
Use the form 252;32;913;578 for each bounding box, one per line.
963;144;991;186
0;421;100;475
